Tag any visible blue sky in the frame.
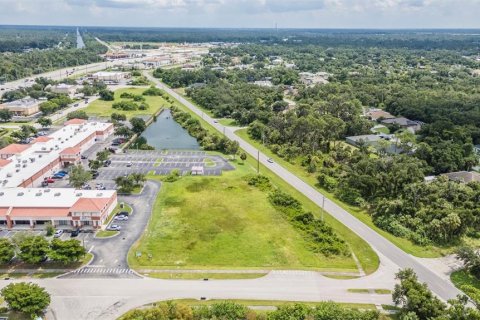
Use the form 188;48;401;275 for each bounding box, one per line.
0;0;479;28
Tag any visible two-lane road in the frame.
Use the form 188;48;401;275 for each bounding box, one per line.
145;72;462;302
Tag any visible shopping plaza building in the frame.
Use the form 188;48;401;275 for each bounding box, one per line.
0;119;117;230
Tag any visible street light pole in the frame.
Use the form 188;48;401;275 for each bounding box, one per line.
322;196;325;221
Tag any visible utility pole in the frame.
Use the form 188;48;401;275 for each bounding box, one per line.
257;150;260;174
322;196;325;221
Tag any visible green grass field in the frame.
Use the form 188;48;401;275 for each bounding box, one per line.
84;87;166;119
234;128;451;258
129;164;360;271
144;87;379;274
451;269;480;290
143;272;267;280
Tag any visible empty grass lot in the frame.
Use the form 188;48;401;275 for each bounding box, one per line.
129;164;359;271
83;87;166;119
235;128;452;258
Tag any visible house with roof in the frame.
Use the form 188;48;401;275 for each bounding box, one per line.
0;144;31;159
442;171;480;183
366;108;395;121
0;97;41;117
381;117;423;133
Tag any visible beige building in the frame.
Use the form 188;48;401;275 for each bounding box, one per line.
47;83;78;97
0;97;41;116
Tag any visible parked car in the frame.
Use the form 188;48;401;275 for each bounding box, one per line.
44;178;55;183
103;160;111;167
107;224;121;231
52;175;63;180
41;181;49;187
90;171;99;179
54;172;66;176
53;230;64;238
117;211;129;217
57;170;68;175
114;215;128;221
71;229;80;237
126;162;132;167
81;155;87;160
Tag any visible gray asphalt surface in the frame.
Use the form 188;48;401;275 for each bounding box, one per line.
61;180;161;279
145;72;462;301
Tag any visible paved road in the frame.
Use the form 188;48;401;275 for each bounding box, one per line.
0;267;396;320
145;72;462;301
61;180;161;279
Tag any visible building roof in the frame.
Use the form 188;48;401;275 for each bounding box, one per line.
31;136;53;143
0;159;12;167
443;171;480;183
70;197;110;212
0;97;40;109
366;109;395;121
64;118;87;125
346;134;382;143
9;207;70;218
60;147;81;155
381;117;420;127
0;121;113;188
0;143;30;155
0;188;115;210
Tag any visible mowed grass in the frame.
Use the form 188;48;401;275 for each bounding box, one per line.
129;164;358;271
451;269;480;290
84;87;165;119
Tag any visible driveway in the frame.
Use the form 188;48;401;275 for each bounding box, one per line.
61;180;161;279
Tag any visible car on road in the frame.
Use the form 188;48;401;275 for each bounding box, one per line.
81;155;87;159
71;229;80;237
126;161;132;167
53;230;64;238
213;120;218;123
267;158;274;163
107;224;121;231
114;215;128;221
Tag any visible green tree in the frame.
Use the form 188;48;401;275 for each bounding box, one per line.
115;175;135;193
111;113;127;122
456;247;480;279
88;159;102;170
393;268;446;319
96;150;110;162
114;125;134;138
130;117;146;134
0;238;15;264
1;282;50;317
37;116;52;129
240;152;247;162
18;236;50;264
0;109;13;122
66;110;88;120
99;89;114;101
68;165;92;189
48;239;86;264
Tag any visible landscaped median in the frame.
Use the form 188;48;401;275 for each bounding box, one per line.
95;203;133;238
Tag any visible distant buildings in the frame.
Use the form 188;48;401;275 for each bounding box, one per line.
0;97;41;117
299;72;330;86
365;108;395;121
442;171;480;183
253;80;273;87
345;134;403;154
91;71;128;83
46;83;79;97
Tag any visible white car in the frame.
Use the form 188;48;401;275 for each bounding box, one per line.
114;215;128;221
107;224;121;231
53;230;64;238
267;158;274;163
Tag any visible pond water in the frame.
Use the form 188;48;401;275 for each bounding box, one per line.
140;109;200;150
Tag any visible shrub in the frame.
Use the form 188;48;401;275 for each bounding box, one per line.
113;101;138;111
143;86;164;96
245;174;272;190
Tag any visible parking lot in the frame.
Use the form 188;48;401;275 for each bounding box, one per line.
94;150;234;186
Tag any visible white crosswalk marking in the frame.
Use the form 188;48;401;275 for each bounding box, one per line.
74;267;133;274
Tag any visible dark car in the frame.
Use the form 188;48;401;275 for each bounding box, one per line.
117;211;129;217
71;229;80;237
90;170;99;179
41;181;49;187
81;155;87;159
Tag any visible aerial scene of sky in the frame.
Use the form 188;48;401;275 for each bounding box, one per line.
0;0;479;28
